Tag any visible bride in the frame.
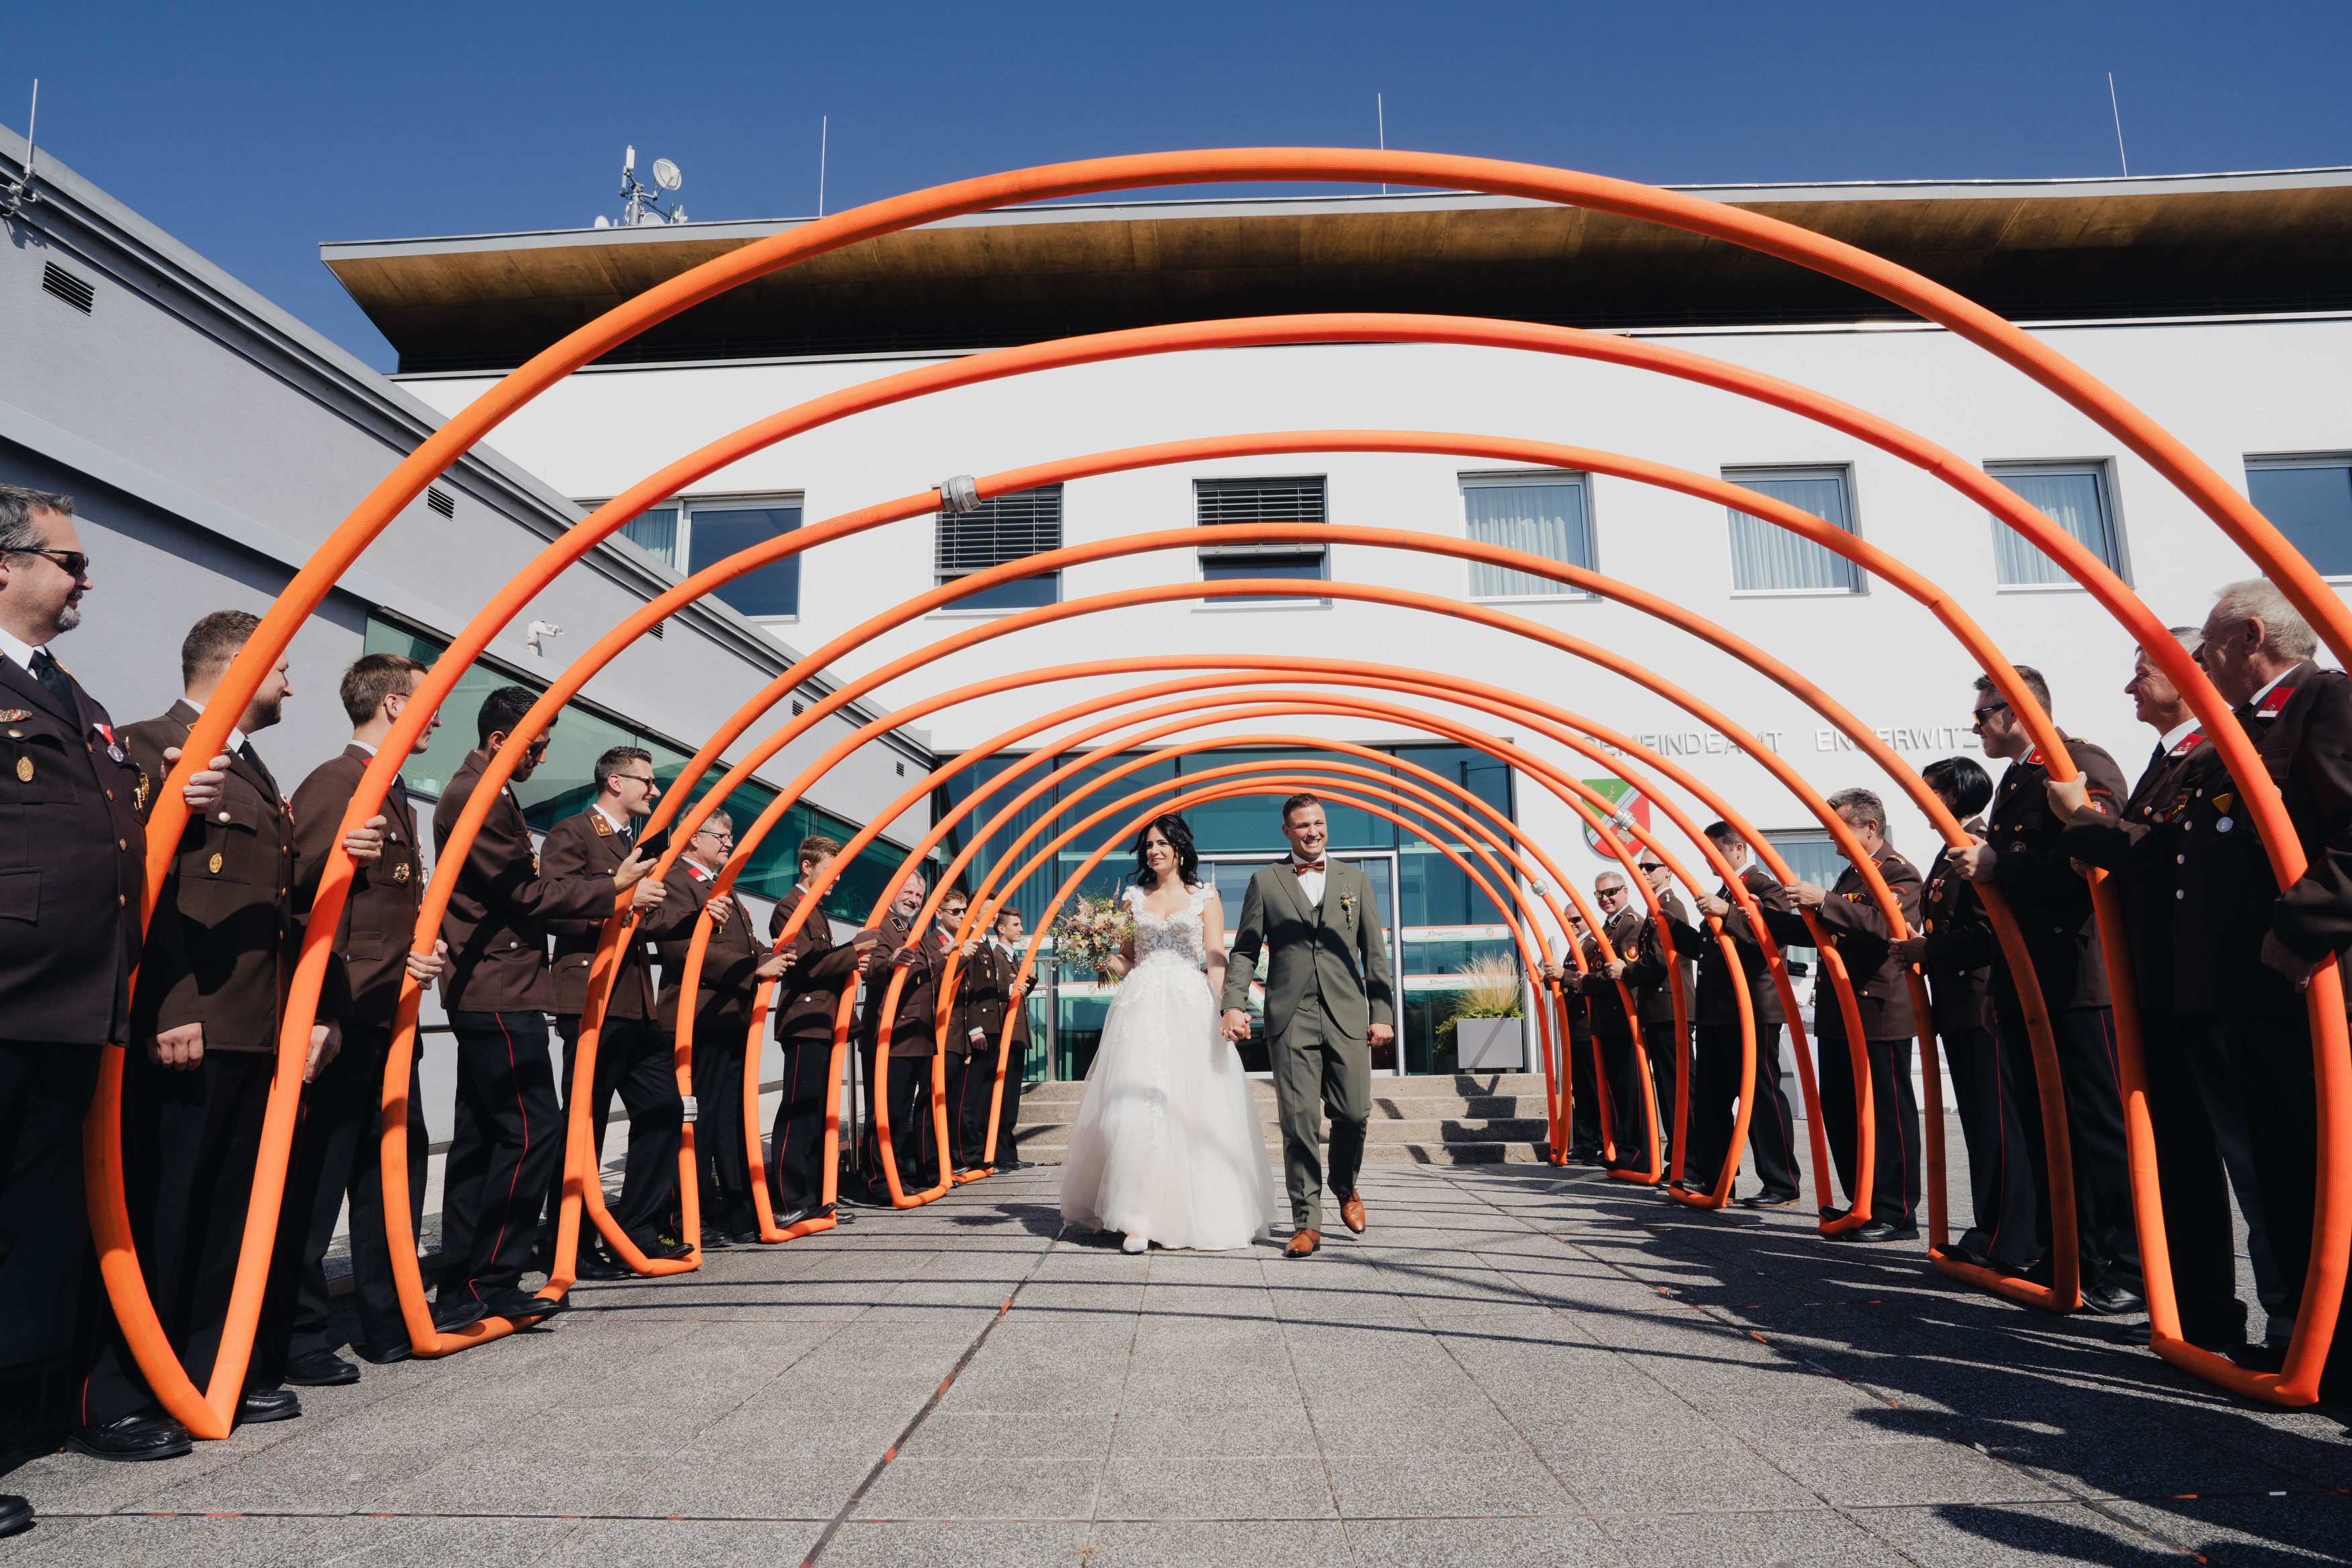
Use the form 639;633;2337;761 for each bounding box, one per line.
1059;814;1279;1253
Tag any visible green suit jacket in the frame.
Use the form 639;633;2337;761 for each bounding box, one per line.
1219;859;1395;1038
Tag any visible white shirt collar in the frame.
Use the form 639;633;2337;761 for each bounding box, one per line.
2157;717;2202;754
593;802;630;835
2250;669;2294;709
226;725;248;752
1290;850;1324;865
0;624;43;671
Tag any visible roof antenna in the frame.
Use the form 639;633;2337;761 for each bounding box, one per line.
2107;72;2129;177
818;114;828;217
1377;92;1387;196
1;79;40;218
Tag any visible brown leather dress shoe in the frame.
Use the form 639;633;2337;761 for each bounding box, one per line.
1284;1228;1321;1258
1340;1193;1367;1234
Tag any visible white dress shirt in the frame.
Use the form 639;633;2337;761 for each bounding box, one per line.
2248;668;2294;713
1289;854;1326;908
0;623;46;673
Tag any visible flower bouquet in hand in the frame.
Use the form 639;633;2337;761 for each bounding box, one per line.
1052;893;1134;984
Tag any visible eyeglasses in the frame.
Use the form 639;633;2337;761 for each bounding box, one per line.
1969;701;2010;727
524;738;550;758
694;826;733;843
1638;863;1665;875
1596;886;1628;899
7;546;89;577
618;773;658;789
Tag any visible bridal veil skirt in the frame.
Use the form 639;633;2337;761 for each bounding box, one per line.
1058;954;1278;1251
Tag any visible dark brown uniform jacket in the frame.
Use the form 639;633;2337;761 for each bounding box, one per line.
858;915;946;1060
1919;818;1998;1039
1575;906;1644;1036
767;887;868;1044
125;700;341;1047
1622;887;1699;1027
1699;866;1790;1030
1988;732;2128;1012
1765;850;1923;1043
540;809;660;1020
432;748;614;1014
2236;663;2352;968
952;938;1030;1057
0;649;147;1044
654;859;761;1038
2059;734;2208;1016
290;744;423;1028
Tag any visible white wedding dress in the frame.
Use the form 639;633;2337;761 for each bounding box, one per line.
1059;883;1279;1251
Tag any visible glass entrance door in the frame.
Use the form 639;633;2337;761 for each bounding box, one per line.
1199;850;1404;1076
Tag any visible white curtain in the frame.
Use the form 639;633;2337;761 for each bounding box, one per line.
1992;469;2114;585
1726;473;1858;593
1463;481;1589;596
620;506;679;566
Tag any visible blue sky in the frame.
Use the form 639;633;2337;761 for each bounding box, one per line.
9;1;2349;371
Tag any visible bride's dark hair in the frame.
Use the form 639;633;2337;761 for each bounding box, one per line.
1130;813;1201;890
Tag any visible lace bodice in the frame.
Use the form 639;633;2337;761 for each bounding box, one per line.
1124;881;1213;970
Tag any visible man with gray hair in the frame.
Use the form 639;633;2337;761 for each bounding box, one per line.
1764;787;1924;1241
2177;579;2352;1386
0;489;230;1481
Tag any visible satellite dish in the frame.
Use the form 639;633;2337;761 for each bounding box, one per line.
652;158;682;191
624;144;636;174
593;214;610;228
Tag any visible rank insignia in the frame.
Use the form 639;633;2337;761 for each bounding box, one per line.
2258;685;2296;717
0;709;26;722
2169;728;2206;757
2214;793;2235;816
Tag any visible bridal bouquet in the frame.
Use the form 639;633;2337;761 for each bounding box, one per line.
1052;894;1134;983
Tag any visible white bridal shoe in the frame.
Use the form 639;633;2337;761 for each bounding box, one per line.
1121;1234;1148;1255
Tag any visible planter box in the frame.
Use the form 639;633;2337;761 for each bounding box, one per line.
1454;1015;1523;1072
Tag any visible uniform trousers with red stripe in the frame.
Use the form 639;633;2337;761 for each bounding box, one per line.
769;1032;836;1217
1818;1030;1920;1226
944;1047;999;1171
438;1010;562;1306
1992;998;2139;1287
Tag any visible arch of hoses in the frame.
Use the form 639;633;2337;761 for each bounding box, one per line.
84;150;2347;1434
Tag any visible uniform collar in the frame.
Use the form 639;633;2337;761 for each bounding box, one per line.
2157;716;2201;754
2249;667;2296;712
0;623;45;671
593;802;630;836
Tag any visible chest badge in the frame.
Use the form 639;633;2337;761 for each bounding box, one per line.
208;851;224;874
133;769;152;813
13;756;30;783
2216;818;2234;833
0;709;27;722
393;862;412;883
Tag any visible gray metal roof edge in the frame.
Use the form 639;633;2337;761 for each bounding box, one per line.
316;163;2352;258
0;123;929;769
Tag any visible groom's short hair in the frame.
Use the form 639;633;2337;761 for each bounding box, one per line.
1280;792;1322;822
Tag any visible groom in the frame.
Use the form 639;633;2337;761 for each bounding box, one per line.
1221;794;1395;1257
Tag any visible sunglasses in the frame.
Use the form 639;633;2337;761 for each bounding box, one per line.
1596;886;1628;898
524;738;550;758
9;546;89;577
1638;863;1665;874
1969;701;2009;726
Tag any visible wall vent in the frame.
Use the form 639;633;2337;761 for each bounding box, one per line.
41;262;94;313
426;486;455;518
895;761;906;776
792;699;805;716
648;620;664;639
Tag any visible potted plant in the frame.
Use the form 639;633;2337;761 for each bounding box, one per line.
1436;955;1525;1071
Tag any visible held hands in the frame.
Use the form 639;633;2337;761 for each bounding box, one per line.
1220;1008;1251;1043
405;938;449;984
304;1020;342;1083
344;814;387;866
164;746;234;814
1783;880;1828;909
151;1022;205;1070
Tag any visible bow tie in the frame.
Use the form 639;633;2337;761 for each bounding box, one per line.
1291;859;1326;875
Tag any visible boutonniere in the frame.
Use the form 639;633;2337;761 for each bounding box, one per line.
1340;891;1357;920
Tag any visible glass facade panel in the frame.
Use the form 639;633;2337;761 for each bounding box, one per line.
1725;469;1861;593
689;504;802;618
361;616;930;922
1990;466;2120;585
2249;460;2352;578
1462;476;1591;597
619;506;679;565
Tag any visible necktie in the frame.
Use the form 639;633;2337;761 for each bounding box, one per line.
238;739;265;774
1291;859;1326;876
2147;742;2165;778
27;649;74;714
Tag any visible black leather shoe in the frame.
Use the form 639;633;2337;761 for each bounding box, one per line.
68;1412;191;1462
1843;1220;1919;1243
238;1387;302;1424
2231;1339;2292;1373
652;1231;696;1261
483;1287;568;1322
2078;1277;2145;1316
283;1349;360;1386
699;1227;734;1250
0;1494;30;1538
1737;1191;1800;1209
431;1295;489;1334
355;1340;413;1365
776;1205;818;1229
575;1244;632;1281
998;1159;1032;1171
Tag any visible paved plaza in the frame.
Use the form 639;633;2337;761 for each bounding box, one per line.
8;1142;2349;1567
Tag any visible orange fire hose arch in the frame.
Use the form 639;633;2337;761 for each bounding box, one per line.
98;150;2346;1425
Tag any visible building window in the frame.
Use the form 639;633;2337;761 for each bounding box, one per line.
937;485;1063;609
1460;472;1594;598
2248;455;2352;579
1761;830;1841;910
1988;462;2124;588
1197;476;1328;599
590;496;803;619
1723;467;1863;595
